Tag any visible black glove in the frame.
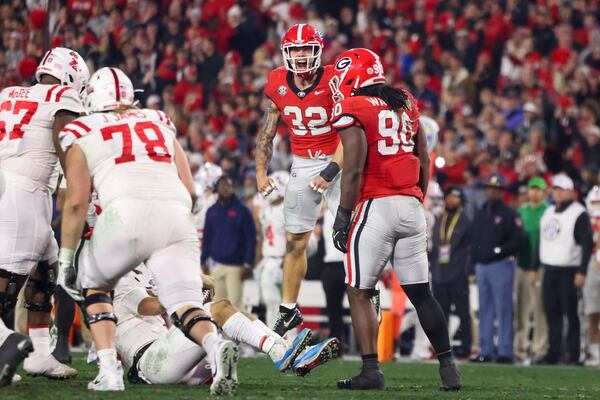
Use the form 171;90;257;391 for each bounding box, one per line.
332;206;352;253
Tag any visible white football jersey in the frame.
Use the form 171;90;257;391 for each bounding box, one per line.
59;109;191;209
259;202;286;257
0;84;83;191
114;266;166;368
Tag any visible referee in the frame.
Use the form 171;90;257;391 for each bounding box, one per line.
535;174;594;365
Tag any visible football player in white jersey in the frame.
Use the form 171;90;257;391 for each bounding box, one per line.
255;171;289;328
56;67;238;395
0;47;88;387
193;161;222;268
113;266;315;385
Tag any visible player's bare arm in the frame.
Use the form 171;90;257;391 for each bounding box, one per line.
309;141;343;193
53;110;79;170
255;98;280;197
58;144;91;300
414;125;430;198
332;126;367;253
61;145;91;251
173;139;198;209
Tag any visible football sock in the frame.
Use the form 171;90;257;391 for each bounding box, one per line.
53;286;75;356
252;318;281;340
402;283;452;361
0;318;12;346
361;354;379;370
29;325;50;356
281;303;296;310
222;312;279;351
97;348;118;370
201;331;220;357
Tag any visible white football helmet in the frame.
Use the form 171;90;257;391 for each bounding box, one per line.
195;162;223;193
419;116;440;153
84;67;135;113
268;171;290;203
586;186;600;218
35;47;90;93
425;180;444;217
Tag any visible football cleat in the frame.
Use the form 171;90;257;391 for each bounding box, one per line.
209;340;239;396
273;328;312;371
273;305;303;337
87;342;98;364
0;332;33;388
292;337;340;377
439;361;461;391
87;362;125;391
338;368;384;390
24;353;77;379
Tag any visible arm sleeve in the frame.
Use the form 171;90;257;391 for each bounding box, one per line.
574;212;594;275
200;210;212;265
242;206;257;266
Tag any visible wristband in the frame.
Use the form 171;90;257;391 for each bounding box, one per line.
319;162;341;182
58;248;75;264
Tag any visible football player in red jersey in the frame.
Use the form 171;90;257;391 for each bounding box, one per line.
255;23;343;337
329;49;461;391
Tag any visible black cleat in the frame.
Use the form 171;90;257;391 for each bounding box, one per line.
0;332;34;388
273;305;303;337
439;361;461;391
338;368;385;390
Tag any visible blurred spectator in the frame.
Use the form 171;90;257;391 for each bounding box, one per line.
202;176;256;311
470;173;525;364
536;174;594;365
514;177;549;363
431;186;473;358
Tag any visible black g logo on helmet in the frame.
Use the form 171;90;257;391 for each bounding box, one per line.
335;57;352;71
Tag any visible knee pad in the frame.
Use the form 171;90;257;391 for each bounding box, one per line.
24;261;56;312
84;292;118;325
402;282;432;307
171;307;218;344
0;269;27;314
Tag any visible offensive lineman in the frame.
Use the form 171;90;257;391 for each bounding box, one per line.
113;265;338;384
57;67;238;394
255;23;343;336
0;48;88;386
328;48;461;391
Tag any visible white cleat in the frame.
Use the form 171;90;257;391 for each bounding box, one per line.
209;340;239;396
584;358;600;367
11;373;22;383
87;342;98;364
87;362;125;391
24;354;78;379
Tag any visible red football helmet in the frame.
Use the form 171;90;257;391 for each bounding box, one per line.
281;23;324;75
329;48;386;103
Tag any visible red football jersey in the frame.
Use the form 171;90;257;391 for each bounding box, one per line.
331;92;423;204
264;65;339;158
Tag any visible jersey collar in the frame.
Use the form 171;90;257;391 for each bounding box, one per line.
286;67;324;99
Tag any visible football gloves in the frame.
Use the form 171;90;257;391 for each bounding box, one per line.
332;206;352;253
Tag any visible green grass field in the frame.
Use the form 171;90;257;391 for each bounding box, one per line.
3;355;600;400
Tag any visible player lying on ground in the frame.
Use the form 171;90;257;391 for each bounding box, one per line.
255;23;344;336
0;47;90;387
56;67;237;395
112;266;340;384
329;48;461;391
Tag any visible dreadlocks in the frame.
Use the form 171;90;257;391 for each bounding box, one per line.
355;84;410;112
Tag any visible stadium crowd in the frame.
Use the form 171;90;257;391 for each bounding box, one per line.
1;0;600;366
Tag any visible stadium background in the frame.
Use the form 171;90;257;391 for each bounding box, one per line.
2;0;600;398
